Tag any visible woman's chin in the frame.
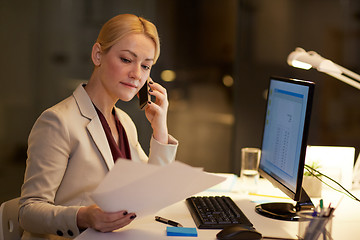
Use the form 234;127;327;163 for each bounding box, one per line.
118;95;136;102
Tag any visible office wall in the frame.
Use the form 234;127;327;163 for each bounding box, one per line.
0;0;41;201
157;0;237;173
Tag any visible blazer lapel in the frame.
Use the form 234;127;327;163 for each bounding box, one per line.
73;84;114;170
87;120;114;170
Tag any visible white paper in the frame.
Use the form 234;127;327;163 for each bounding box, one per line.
207;173;238;192
90;159;225;217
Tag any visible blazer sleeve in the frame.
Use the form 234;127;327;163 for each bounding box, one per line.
19;108;81;238
148;134;178;165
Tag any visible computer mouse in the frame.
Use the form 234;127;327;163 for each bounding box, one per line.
216;225;262;240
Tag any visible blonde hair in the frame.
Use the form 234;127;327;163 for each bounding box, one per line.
96;14;160;64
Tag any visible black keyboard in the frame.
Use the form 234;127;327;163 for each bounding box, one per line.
185;196;253;229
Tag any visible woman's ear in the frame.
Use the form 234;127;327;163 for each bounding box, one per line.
91;43;102;66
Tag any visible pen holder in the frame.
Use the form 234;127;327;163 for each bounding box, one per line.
297;211;333;240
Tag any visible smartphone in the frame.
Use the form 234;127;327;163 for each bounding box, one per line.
139;78;150;110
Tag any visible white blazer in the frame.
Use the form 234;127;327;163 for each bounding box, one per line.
19;84;178;240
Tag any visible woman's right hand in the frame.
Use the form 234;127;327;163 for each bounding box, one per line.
77;205;136;232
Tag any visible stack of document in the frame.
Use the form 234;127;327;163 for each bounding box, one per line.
91;159;226;217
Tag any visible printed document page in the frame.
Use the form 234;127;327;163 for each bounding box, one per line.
90;159;225;217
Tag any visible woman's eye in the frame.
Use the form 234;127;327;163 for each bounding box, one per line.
121;57;131;63
142;65;151;70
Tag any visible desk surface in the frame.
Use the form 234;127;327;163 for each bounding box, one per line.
76;178;360;240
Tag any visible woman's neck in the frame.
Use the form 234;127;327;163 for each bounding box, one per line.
85;76;117;120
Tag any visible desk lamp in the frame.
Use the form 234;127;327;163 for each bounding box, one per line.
288;47;360;189
287;47;360;90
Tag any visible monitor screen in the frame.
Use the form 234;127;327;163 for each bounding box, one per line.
256;76;315;221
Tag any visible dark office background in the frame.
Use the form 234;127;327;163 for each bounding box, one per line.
1;0;360;202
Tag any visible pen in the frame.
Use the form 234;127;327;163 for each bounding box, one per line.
262;237;298;240
155;216;183;227
319;199;324;209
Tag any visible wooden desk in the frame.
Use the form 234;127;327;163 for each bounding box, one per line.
76;179;360;240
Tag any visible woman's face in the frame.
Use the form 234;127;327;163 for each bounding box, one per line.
96;33;155;102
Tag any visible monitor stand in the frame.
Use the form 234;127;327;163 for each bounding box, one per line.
254;187;314;221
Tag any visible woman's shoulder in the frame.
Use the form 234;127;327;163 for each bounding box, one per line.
42;95;77;117
41;84;91;118
30;97;77;134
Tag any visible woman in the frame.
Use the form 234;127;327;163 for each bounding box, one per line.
19;14;178;239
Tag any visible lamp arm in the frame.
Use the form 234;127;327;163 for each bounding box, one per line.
326;72;360;90
334;63;360;84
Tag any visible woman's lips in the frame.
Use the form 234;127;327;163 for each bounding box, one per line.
120;82;137;89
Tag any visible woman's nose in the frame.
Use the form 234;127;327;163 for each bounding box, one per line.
129;65;142;80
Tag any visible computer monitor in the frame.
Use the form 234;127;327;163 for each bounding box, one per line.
255;76;315;221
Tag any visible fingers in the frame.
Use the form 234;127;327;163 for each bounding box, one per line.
96;212;136;232
148;80;168;108
97;210;137;233
145;81;168;120
79;205;136;233
144;79;169;144
149;79;166;96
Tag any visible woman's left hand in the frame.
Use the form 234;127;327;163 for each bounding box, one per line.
144;79;169;144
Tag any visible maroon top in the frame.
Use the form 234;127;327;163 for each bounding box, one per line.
94;106;131;161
